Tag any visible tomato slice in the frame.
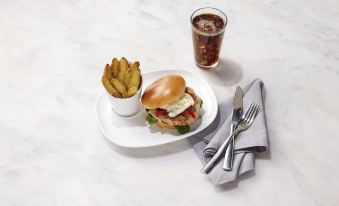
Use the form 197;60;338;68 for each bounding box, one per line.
155;109;167;117
188;107;196;118
181;106;196;118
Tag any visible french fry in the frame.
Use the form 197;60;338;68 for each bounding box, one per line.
124;61;140;86
103;64;113;80
102;76;122;98
117;57;128;82
111;78;127;97
130;61;140;68
124;68;132;87
127;86;138;97
111;58;119;77
128;66;141;89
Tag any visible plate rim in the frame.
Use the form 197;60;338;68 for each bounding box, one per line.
95;69;218;148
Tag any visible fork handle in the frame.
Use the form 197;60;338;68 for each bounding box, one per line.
201;129;240;174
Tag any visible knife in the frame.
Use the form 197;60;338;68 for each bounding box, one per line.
223;86;243;171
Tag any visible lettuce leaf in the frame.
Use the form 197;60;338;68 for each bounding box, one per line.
175;125;190;134
146;114;158;125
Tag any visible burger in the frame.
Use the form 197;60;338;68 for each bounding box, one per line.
141;75;202;134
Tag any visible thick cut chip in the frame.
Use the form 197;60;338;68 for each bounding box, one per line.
128;66;141;89
124;62;139;86
130;61;140;69
127;86;138;97
111;78;127;97
117;57;128;82
124;69;132;87
102;76;122;98
111;58;119;77
103;64;113;80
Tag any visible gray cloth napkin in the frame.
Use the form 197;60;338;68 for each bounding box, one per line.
188;79;268;186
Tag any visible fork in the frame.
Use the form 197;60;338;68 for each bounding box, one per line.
201;103;259;174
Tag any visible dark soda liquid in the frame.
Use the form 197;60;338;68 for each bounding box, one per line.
192;13;225;69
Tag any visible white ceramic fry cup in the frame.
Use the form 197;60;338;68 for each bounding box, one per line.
105;82;142;117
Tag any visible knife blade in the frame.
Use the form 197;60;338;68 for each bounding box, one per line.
223;86;243;170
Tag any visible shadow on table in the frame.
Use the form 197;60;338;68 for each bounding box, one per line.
215;170;256;191
215;148;272;191
256;147;272;160
102;135;191;159
198;57;243;87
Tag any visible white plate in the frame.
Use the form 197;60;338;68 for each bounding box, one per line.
95;69;218;148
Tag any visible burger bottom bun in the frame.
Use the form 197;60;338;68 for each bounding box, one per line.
154;121;175;129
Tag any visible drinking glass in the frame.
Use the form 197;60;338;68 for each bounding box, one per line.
191;7;227;69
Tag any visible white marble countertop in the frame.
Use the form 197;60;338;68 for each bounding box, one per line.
1;0;339;205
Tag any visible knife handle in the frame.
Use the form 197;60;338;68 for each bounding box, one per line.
201;129;239;174
224;138;234;170
223;124;235;171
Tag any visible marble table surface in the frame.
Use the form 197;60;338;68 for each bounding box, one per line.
1;0;339;205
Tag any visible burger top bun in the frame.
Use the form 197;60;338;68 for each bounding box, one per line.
141;75;186;109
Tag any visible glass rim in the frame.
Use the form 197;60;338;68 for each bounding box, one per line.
190;7;228;35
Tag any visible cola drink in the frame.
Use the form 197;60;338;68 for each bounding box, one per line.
191;8;227;69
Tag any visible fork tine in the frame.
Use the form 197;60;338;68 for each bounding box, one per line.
243;103;254;122
244;104;253;122
245;103;256;122
254;104;260;118
248;104;259;123
247;103;258;123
